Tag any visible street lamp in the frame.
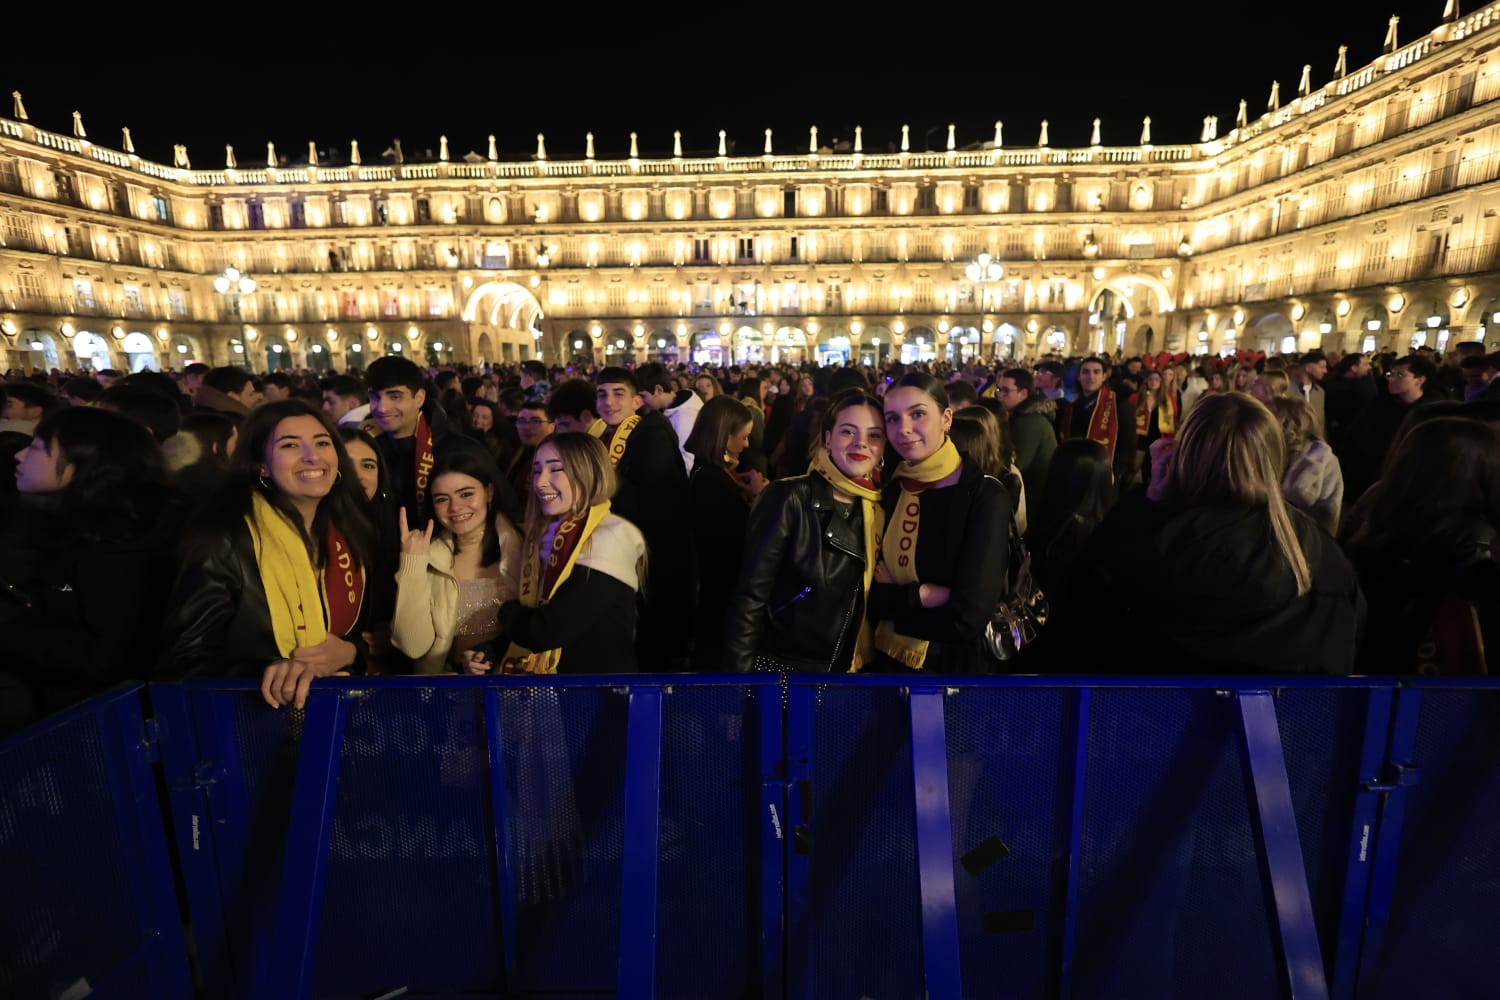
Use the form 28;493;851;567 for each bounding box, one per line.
214;267;256;369
965;252;1003;360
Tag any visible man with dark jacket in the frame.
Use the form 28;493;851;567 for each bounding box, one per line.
995;367;1057;508
1059;356;1137;492
592;366;697;672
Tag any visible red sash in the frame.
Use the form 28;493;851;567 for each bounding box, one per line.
413;414;435;508
322;521;365;638
535;513;589;602
1066;387;1120;457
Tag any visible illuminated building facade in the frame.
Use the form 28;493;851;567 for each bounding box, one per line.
3;6;1500;374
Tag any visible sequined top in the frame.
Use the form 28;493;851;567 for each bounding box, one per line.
453;575;504;640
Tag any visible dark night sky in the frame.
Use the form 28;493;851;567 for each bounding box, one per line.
4;3;1449;167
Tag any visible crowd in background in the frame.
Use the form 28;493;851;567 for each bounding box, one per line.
3;340;1499;737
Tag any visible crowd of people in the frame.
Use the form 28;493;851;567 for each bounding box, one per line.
2;341;1498;737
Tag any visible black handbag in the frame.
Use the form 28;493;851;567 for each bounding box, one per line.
983;518;1050;663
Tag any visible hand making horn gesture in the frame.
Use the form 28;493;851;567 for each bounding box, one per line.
398;506;435;557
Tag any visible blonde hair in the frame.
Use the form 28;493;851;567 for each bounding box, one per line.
524;431;617;532
1165;393;1312;595
1265;395;1320;460
1250;369;1290;401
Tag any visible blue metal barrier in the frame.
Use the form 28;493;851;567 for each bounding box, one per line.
6;675;1499;1000
1355;678;1500;1000
0;682;192;1000
150;675;782;1000
782;675;1399;1000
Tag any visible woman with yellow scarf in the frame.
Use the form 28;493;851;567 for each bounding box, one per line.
723;387;888;673
868;372;1015;673
489;432;647;674
159;399;379;707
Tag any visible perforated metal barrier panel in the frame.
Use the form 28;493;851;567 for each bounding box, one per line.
4;675;1498;1000
0;684;191;1000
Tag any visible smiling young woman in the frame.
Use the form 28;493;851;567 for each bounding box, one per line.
723;388;890;673
490;432;648;674
865;372;1014;674
159;399;379;708
390;437;524;674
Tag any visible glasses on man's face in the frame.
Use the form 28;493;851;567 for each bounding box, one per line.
516;417;553;426
1387;371;1414;380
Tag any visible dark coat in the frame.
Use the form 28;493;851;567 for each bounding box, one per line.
722;471;871;672
1067;493;1365;674
867;459;1014;674
1;484;184;719
689;464;751;671
157;521;371;680
613;410;697;669
1345;517;1500;674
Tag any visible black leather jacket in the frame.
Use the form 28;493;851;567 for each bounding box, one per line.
157;524;370;680
722;472;869;672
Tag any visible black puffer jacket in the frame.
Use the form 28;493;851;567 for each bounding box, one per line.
722;472;870;672
1068;492;1365;674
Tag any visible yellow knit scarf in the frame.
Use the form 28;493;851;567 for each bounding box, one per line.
810;445;887;671
246;492;327;658
499;502;611;674
873;437;962;669
588;414;641;467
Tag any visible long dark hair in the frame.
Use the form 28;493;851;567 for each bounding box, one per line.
685;395;753;474
1032;438;1116;546
28;407;166;536
1346;416;1500;557
192;398;375;572
422;436;516;568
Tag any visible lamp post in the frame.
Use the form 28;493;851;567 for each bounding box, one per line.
214;266;256;370
965;252;1004;360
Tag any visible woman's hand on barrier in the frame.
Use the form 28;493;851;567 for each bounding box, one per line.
398;507;435;557
918;583;951;608
259;659;348;710
288;634;358;678
455;649;493;675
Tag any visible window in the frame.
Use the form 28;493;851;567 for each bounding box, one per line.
382;290;400;317
333;200;349;226
73;279;97;310
247;203;265;230
737;237;756;261
784;190;796;217
122;285;144;313
208;204;224;230
873;189;889;213
4;214;36;247
789;236;800;261
341;291;361;318
290;200;306;229
55;172;76;204
167;290;188;318
692;238;711;263
375;199;389;225
415;198;431;223
15;271;43;302
154;195;170;223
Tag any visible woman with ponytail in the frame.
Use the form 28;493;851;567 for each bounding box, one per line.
723;388;888;673
1070;392;1365;673
866;373;1014;674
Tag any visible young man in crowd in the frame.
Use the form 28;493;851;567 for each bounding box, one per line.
365;355;445;525
995;367;1058;508
632;360;701;473
1059;356;1137;492
320;373;371;427
590;366;697;672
